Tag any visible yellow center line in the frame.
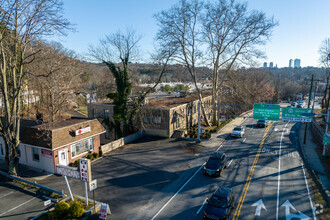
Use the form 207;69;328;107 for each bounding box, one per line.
232;121;274;220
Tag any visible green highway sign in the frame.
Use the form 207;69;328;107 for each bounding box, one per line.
323;134;330;145
253;104;280;121
282;108;313;122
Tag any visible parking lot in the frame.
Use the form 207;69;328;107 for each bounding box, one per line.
0;178;49;219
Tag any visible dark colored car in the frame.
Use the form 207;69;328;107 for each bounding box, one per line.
297;104;303;108
291;102;296;107
204;187;235;220
204;152;228;177
257;119;267;128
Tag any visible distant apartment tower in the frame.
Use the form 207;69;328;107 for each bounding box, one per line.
263;62;267;68
294;59;301;68
269;62;274;68
289;59;293;68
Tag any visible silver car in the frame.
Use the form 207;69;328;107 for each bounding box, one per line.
231;126;244;138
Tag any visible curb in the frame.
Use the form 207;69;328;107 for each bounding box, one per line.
297;123;330;206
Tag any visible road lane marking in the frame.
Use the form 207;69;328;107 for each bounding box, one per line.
0;197;37;217
0;191;13;199
216;145;222;152
232;122;274;220
151;163;206;220
196;198;208;215
275;122;289;220
227;159;233;168
301;163;317;220
243;138;246;143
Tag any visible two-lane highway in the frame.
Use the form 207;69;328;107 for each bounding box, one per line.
143;118;316;220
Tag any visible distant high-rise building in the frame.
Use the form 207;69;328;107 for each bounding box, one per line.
263;62;267;68
289;59;293;68
294;59;301;68
269;62;274;68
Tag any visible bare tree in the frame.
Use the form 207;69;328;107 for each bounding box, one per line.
89;28;142;138
27;41;82;122
319;38;330;109
0;0;71;175
201;0;277;124
154;0;212;126
155;0;277;127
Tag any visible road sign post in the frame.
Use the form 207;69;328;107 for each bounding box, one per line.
253;104;280;121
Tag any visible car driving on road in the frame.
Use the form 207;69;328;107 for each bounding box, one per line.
231;126;244;138
204;152;228;177
256;119;267;128
203;186;235;220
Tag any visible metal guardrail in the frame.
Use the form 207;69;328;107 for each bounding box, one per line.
0;170;64;196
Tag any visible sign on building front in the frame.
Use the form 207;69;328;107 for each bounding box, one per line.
75;126;91;136
41;149;53;158
56;165;80;179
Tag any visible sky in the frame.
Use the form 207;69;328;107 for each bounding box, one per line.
51;0;330;68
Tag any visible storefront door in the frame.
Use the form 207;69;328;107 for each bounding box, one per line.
58;149;68;166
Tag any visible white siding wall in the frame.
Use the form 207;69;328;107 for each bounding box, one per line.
20;144;55;173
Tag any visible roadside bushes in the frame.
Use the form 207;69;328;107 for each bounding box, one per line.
54;200;84;219
55;201;70;218
71;150;103;167
69;201;85;218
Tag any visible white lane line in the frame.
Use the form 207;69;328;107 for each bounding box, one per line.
0;197;37;217
301;163;317;220
0;191;13;199
196;198;208;215
227;159;233;168
216;145;222;152
151;163;206;220
251;127;254;132
276;122;289;220
243;138;246;143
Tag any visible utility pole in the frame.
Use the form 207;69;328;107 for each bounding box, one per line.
304;75;313;144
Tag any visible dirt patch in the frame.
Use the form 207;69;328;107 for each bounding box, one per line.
181;143;205;155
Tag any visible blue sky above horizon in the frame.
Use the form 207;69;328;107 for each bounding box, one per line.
52;0;330;68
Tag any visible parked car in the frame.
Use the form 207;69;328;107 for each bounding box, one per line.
256;120;267;128
204;152;228;177
297;104;303;108
203;186;235;220
291;102;296;107
231;126;244;138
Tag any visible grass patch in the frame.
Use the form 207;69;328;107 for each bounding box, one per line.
77;106;87;115
309;172;329;219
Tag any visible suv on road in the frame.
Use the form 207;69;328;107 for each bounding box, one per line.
204;152;228;177
256;119;267;128
204;186;235;220
231;126;244;138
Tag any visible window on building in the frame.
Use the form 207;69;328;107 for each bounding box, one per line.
144;116;151;124
71;138;93;158
176;116;180;128
105;127;110;139
32;147;39;161
153;116;161;124
104;109;110;120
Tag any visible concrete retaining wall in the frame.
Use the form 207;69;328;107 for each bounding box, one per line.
101;132;145;154
311;119;324;146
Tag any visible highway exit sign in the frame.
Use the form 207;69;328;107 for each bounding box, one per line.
282;108;313;122
253;104;280;121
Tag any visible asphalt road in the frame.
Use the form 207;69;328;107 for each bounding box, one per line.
0;115;317;220
139;118;316;220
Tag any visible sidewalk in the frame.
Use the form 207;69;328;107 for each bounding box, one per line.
298;123;330;205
